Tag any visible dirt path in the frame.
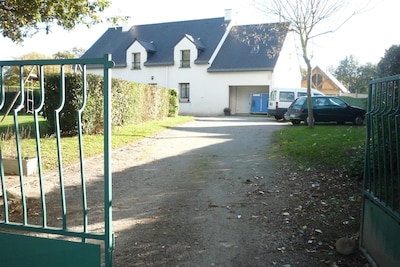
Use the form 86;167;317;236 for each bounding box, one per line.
3;116;368;266
109;116;296;266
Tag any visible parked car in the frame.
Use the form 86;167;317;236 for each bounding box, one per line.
285;96;366;125
268;88;324;120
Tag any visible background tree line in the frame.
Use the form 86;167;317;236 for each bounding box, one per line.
3;48;85;87
328;44;400;94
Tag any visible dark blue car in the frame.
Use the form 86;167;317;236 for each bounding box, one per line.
285;96;366;125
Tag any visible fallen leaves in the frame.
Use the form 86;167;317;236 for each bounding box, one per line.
246;163;369;266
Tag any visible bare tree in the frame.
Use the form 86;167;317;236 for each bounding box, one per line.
254;0;368;127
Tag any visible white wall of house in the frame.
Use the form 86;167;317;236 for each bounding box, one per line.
87;30;299;116
229;85;270;114
88;61;274;116
272;31;301;88
199;71;272;115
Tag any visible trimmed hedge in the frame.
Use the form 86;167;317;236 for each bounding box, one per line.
42;73;178;136
339;96;368;109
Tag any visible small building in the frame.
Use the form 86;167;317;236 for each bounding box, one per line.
82;10;301;115
301;66;349;96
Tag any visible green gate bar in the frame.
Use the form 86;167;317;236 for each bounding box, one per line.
0;54;114;267
361;75;400;267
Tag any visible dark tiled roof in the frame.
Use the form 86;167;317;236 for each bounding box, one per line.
82;17;229;67
208;23;289;72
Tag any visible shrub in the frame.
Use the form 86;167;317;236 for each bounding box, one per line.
340;96;368;109
169;89;179;117
43;73;172;136
42;73;83;136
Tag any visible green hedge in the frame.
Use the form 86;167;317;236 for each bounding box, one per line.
42;73;178;136
340;96;368;109
0;91;41;118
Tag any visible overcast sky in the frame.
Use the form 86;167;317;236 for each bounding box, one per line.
0;0;398;70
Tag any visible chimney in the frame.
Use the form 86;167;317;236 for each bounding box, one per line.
224;9;232;22
122;16;131;31
122;24;131;31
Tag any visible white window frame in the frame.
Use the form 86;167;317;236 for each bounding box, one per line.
132;52;141;70
179;83;190;102
180;50;190;68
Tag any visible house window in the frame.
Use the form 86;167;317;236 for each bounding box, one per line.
132;53;141;70
312;73;323;90
180;50;190;68
179;83;190;102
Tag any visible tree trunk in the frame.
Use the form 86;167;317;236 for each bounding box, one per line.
305;60;314;128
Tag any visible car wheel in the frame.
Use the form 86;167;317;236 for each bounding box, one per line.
274;115;282;120
284;112;290;121
305;116;315;126
353;116;364;125
291;120;300;125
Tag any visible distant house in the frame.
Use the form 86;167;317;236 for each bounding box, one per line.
301;66;349;95
82;10;301;115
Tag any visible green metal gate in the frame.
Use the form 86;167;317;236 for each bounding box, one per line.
0;55;114;266
361;75;400;267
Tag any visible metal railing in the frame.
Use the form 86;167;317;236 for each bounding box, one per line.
0;54;114;266
361;75;400;267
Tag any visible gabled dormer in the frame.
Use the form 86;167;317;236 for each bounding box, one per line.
184;34;207;64
127;39;157;70
174;34;207;68
82;18;228;68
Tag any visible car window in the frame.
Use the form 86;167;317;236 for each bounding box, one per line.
270;91;276;101
294;97;307;107
313;98;328;108
298;92;307;97
279;92;295;102
328;97;347;107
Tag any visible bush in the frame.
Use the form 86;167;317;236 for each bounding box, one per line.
43;73;173;136
42;73;83;136
340;96;368;109
169;89;179;117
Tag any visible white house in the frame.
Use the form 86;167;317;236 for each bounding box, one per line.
82;10;301;115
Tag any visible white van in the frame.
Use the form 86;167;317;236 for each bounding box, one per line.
268;88;324;120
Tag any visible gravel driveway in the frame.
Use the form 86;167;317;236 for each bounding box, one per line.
110;116;294;266
3;116;369;266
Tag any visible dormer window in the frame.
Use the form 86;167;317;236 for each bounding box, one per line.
132;52;141;70
180;50;190;68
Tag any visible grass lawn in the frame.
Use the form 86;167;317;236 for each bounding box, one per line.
0;115;194;171
1;115;366;176
275;124;366;177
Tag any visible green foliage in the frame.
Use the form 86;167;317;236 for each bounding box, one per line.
0;115;47;158
53;47;86;59
43;73;83;135
355;62;377;91
168;89;179;117
339;96;368;109
275;125;366;178
334;55;359;92
334;55;377;94
1;92;21;112
42;74;173;136
0;114;193;170
0;0;111;43
3;53;73;87
377;44;400;77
